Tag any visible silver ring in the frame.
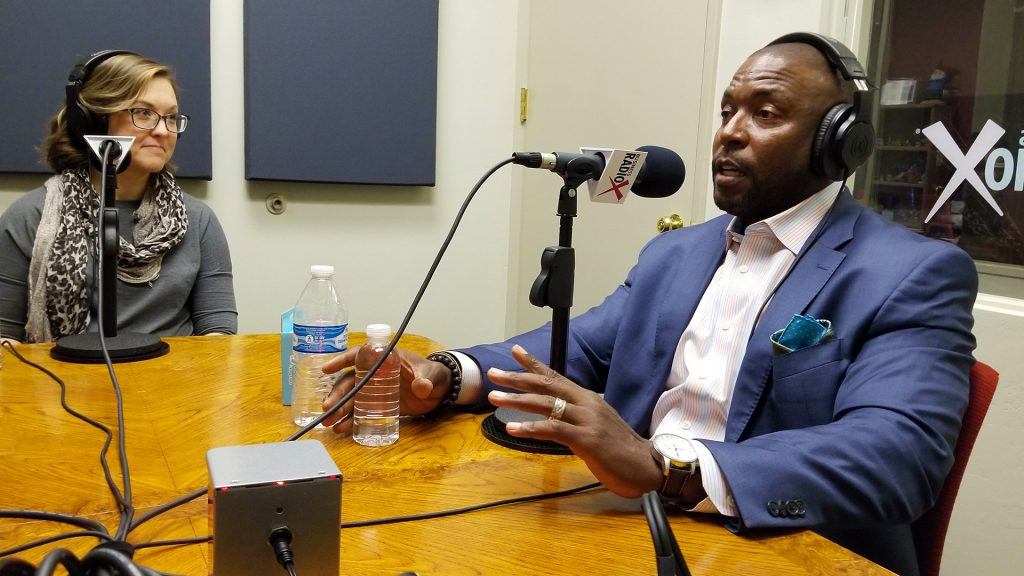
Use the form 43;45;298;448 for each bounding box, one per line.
548;397;567;421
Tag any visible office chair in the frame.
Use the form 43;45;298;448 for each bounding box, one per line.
912;361;999;576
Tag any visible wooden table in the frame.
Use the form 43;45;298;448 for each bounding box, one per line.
0;334;892;575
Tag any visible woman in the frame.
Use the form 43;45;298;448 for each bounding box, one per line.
0;51;236;342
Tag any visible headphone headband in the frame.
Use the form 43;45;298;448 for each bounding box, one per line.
64;50;139;162
768;32;868;83
765;32;875;181
67;49;136;87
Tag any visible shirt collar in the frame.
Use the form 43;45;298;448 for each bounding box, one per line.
725;181;842;254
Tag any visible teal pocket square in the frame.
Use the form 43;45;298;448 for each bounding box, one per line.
770;314;834;356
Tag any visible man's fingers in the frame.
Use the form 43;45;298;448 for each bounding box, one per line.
410;376;435;400
322;370;357;426
504;418;573;444
486;363;582;404
510;344;559;378
488;390;572;423
321;348;358;374
328;413;353;435
321;394;354;426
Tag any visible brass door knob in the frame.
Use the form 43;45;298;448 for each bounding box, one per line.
657;214;684;233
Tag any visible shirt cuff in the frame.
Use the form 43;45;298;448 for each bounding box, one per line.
686;440;738;517
448;350;483;406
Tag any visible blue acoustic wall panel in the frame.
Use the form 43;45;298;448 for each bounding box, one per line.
0;1;212;179
244;0;438;185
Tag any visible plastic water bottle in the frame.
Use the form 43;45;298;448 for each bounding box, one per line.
291;265;348;427
353;323;400;446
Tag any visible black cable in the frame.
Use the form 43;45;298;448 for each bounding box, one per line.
0;510;108;539
0;557;36;576
127;488;204;534
82;547;147;576
641;492;691;576
339;481;602;529
131;157;518;532
1;341;126;520
132;482;604;552
35;547;82;576
269;528;296;576
288;156;516;440
97;143;135;541
132;536;211;550
0;531;112;558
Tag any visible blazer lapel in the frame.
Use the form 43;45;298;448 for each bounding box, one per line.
644;221;728;427
725;192;861;442
654;222;728;363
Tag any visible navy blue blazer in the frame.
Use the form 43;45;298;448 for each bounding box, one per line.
462;191;977;575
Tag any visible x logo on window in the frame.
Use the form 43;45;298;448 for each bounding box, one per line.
922;120;1005;223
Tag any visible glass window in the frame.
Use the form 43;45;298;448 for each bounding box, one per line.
853;0;1024;268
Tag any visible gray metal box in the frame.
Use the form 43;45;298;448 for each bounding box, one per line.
207;440;341;576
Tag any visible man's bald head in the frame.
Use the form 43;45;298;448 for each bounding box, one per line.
748;42;847;110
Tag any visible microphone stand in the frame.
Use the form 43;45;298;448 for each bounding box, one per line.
483;161;596;454
51;140;169;363
530;172;591;375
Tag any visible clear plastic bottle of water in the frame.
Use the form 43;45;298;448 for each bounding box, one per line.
291;265;348;427
353;323;400;446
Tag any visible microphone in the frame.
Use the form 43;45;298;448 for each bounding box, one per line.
83;135;134;172
511;145;685;200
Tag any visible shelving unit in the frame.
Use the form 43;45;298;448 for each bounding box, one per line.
863;100;955;236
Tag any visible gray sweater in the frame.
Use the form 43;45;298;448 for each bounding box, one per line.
0;186;237;341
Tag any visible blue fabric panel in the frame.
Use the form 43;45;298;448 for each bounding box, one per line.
0;0;213;180
244;0;438;185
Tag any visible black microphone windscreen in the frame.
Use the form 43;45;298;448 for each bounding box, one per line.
633;145;685;198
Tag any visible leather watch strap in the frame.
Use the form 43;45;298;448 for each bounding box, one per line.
661;466;689;499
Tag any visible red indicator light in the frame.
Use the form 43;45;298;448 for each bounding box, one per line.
329;475;338;480
275;481;285;486
219;487;229;492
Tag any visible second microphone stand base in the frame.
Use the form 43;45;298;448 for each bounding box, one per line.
481;407;573;455
51;332;170;364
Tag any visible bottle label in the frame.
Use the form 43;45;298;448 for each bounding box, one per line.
293;323;348;353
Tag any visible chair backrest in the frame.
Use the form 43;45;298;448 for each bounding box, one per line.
912;361;999;576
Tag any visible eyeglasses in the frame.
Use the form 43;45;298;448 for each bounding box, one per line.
127;107;190;134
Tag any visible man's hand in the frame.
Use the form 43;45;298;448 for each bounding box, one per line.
486;344;664;498
320;348;452;435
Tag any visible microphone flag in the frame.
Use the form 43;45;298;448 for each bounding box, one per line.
580;147;647;204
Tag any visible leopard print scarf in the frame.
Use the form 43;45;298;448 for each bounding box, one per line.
25;168;188;342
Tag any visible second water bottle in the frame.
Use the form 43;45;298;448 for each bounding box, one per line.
353;323;400;446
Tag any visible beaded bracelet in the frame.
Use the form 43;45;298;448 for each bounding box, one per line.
423;351;463;419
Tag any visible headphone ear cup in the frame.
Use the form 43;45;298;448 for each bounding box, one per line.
65;87;106;147
839;119;875;176
812;104;849;181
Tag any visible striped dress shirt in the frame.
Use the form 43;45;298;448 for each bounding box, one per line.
649;181;842;516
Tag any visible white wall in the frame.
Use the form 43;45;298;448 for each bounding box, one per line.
943;296;1024;576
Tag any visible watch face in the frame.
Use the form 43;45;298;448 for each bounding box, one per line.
652;434;697;463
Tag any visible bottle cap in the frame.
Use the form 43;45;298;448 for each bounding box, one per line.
366;324;392;341
310;265;335;278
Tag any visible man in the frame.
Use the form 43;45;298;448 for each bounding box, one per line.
324;37;976;575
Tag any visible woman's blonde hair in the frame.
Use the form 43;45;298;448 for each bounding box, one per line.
41;53;179;172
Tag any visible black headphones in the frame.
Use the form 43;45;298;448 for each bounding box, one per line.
767;32;875;181
64;49;138;146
